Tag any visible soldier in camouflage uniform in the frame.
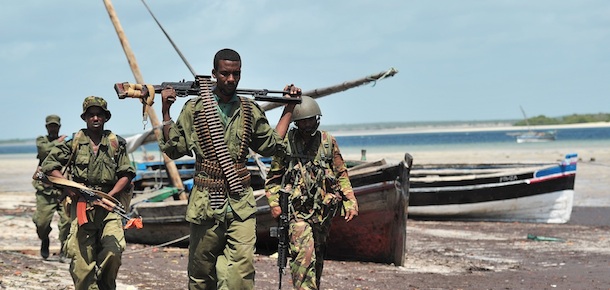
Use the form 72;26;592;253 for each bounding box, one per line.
32;114;70;261
41;96;135;290
159;48;301;289
265;96;359;290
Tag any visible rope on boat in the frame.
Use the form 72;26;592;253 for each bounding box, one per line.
368;67;397;87
123;234;190;255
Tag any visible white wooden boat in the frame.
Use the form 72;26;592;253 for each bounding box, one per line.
407;153;577;223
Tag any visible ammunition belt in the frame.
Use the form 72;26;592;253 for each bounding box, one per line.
194;158;249;178
208;191;227;209
193;166;251;192
192;75;254;205
194;161;251;209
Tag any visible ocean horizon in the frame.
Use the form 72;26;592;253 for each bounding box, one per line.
3;120;609;144
3;123;610;158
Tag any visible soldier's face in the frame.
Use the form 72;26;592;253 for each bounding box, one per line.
213;60;241;97
84;107;107;131
296;116;320;136
46;124;60;137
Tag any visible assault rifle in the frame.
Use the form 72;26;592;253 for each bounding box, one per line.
269;188;290;290
114;76;302;104
77;187;131;221
35;173;142;228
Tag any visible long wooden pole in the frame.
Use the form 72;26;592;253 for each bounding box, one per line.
103;0;186;199
261;68;399;111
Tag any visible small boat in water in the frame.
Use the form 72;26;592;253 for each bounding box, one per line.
407;153;577;223
515;130;557;143
510;106;557;143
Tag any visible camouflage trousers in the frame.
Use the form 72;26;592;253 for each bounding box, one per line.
32;191;70;246
289;219;331;290
188;210;256;290
65;209;125;290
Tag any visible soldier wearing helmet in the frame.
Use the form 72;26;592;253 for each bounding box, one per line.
266;96;359;289
291;95;323;136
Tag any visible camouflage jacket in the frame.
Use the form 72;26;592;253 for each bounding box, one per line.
266;129;357;223
41;129;135;212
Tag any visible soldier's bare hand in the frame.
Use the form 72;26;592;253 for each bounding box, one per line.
270;206;282;219
161;86;177;106
283;84;302;98
344;209;358;222
92;199;114;212
64;188;77;198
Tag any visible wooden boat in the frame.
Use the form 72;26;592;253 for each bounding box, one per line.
407;153;577;223
509;106;557;143
107;0;407;264
515;130;557;143
125;154;412;266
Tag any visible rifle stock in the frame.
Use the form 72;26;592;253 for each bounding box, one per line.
115;75;301;104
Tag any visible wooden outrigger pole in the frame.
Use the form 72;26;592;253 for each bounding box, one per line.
102;0;186;199
260;67;399;112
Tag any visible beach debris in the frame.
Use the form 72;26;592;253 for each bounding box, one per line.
526;234;565;242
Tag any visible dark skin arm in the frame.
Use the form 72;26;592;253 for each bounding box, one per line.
160;86;176;141
274;84;301;139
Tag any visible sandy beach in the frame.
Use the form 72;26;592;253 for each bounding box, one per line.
1;139;610;289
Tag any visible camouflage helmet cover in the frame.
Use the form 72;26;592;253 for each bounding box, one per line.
80;96;111;121
291;96;322;122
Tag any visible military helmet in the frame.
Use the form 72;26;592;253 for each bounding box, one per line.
80;96;111;121
291;96;322;122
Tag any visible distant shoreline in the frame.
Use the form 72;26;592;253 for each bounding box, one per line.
2;121;610;144
328;121;610;137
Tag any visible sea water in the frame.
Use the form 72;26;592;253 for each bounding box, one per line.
335;127;610;157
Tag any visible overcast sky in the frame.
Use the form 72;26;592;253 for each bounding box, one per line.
1;0;608;140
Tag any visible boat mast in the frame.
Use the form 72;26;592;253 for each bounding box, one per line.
519;105;532;132
103;0;186;199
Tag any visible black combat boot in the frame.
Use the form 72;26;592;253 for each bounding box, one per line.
59;242;66;263
41;238;50;260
